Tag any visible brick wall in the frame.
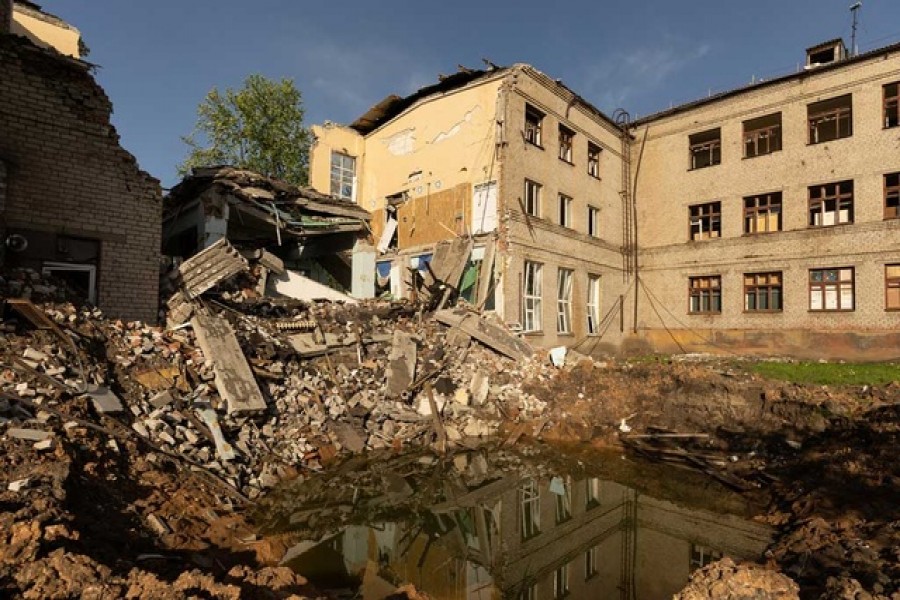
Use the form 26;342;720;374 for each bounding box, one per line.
0;35;161;322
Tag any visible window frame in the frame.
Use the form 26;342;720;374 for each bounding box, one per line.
808;95;853;144
743;113;782;158
885;172;900;220
809;267;855;312
524;179;542;218
557;268;573;334
886;264;900;311
688;128;722;170
585;477;601;509
586;275;601;335
744;272;783;313
558;193;573;228
558;125;574;164
809;180;854;227
884;82;899;129
689;275;722;315
689;201;722;241
329;151;357;201
690;544;723;570
523;261;543;333
587;206;600;238
743;192;782;234
585;545;599;580
587;142;601;178
553;563;570;599
518;479;541;540
554;478;572;523
525;104;544;148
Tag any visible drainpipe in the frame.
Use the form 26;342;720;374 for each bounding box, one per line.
0;0;12;35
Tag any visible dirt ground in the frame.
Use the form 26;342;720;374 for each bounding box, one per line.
2;350;899;598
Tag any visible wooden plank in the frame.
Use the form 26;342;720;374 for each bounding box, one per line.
191;312;267;414
434;309;533;361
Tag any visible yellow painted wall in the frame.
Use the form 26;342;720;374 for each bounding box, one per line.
11;5;81;58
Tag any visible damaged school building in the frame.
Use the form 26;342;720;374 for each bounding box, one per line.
0;0;161;322
311;38;900;360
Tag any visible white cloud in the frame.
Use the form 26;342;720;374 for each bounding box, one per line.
576;37;711;112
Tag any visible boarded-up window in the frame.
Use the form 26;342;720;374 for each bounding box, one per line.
809;267;854;311
886;264;900;310
689;201;721;240
744;192;782;233
809;181;853;227
744;272;783;311
689;276;721;314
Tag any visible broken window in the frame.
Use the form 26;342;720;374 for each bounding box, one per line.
808;95;852;144
743;113;782;158
518;479;541;539
587;274;601;334
587;206;600;237
809;180;853;227
553;563;570;599
884;82;899;128
886;264;900;310
329;152;356;201
42;262;97;304
587;142;601;178
809;267;854;311
525;104;544;147
689;276;721;314
558;125;574;163
689;128;721;170
585;477;601;508
744;272;782;312
885;172;900;219
690;544;723;570
689;201;721;241
744;192;782;234
554;478;572;523
558;194;572;228
557;268;573;334
523;261;543;332
585;545;599;579
524;179;542;217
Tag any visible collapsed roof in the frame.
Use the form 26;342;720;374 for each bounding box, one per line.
165;166;370;241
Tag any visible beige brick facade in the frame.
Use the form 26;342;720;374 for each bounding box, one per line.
0;35;161;322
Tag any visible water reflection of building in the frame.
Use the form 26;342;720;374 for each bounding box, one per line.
291;467;773;600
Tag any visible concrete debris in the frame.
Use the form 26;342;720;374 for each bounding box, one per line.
267;270;356;304
386;330;416;397
82;384;124;413
7;428;53;442
433;308;533;360
178;238;249;299
7;478;31;493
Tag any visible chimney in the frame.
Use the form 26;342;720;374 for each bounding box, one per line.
0;0;12;35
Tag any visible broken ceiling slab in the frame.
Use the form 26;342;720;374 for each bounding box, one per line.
386;330;416;397
82;384;125;413
191;312;267;415
178;238;249;299
434;309;533;361
267;270;357;304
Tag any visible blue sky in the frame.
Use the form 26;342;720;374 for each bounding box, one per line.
38;0;900;188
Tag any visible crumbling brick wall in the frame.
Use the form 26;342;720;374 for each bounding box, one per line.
0;35;161;322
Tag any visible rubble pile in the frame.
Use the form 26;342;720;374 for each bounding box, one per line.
1;263;555;503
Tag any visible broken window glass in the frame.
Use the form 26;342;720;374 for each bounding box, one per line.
523;261;543;332
808;95;853;144
587;275;601;335
689;202;721;240
689;275;721;314
809;267;854;311
689;128;721;169
884;82;899;129
885;172;900;219
525;104;544;147
809;181;853;227
744;272;782;312
518;479;541;539
587;142;601;178
743;192;782;234
329;152;356;201
556;268;573;334
558;125;574;163
743;113;782;158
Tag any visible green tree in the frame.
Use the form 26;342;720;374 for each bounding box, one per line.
180;74;311;186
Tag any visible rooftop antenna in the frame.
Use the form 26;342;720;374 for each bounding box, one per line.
850;1;862;57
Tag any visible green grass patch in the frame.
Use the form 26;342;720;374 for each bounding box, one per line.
750;361;900;386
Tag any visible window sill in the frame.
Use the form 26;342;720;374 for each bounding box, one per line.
689;236;723;242
585;572;600;582
559;157;574;166
588;173;602;181
743;309;784;314
742;230;782;236
807;136;852;146
522;330;545;336
688;312;722;316
526;142;545;150
885;124;900;130
883;216;900;221
885;308;900;312
807;222;854;230
742;149;782;160
688;163;721;172
808;309;855;313
556;332;575;337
